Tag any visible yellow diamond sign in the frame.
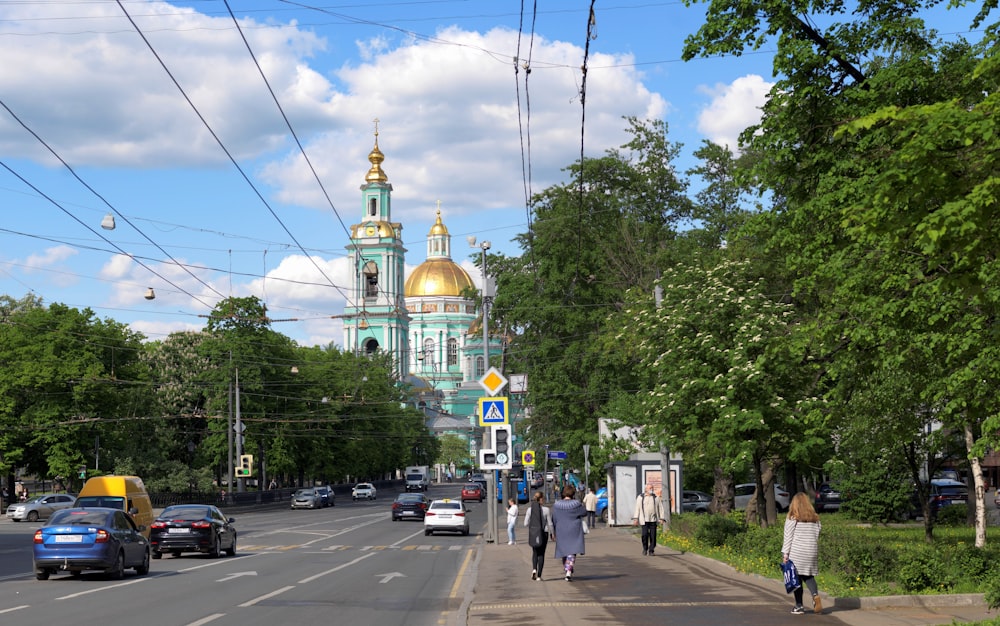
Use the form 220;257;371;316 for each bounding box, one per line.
478;366;508;396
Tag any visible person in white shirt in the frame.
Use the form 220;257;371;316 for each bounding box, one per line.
506;498;519;545
582;488;598;528
632;484;665;556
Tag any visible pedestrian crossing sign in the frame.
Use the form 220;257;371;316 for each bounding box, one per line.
477;396;508;426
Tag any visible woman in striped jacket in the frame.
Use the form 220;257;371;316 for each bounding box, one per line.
782;492;823;614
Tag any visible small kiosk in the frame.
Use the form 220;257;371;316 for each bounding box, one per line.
603;453;683;526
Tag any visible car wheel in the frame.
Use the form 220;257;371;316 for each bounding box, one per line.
225;535;237;557
35;569;51;581
425;528;432;536
600;509;608;523
27;511;39;522
463;528;469;536
210;534;222;558
172;550;182;557
152;550;162;560
135;548;150;575
107;551;125;580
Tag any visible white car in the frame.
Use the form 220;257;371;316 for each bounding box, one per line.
352;483;376;501
734;483;791;512
424;499;469;536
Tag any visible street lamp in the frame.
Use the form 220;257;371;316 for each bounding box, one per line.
468;235;495;542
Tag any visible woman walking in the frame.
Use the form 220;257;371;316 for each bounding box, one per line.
782;492;823;614
550;484;587;581
523;491;551;580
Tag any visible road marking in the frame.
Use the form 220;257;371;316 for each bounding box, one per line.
471;600;775;610
180;553;261;572
297;552;376;584
186;613;226;625
238;585;295;607
0;605;29;615
217;571;257;582
55;575;152;600
375;571;405;583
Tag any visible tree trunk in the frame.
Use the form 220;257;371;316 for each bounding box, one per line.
964;423;987;549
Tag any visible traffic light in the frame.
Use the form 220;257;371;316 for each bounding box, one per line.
236;454;253;477
78;465;87;480
493;425;511;466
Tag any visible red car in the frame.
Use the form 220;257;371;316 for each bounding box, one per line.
461;483;484;502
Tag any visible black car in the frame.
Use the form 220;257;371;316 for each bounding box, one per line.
392;493;429;521
316;486;335;508
814;483;842;513
149;504;237;559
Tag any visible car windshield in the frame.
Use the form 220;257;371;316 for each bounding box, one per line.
25;495;49;504
48;509;108;526
295;489;315;496
160;507;210;520
397;494;422;502
356;484;371;489
75;496;126;509
432;502;461;511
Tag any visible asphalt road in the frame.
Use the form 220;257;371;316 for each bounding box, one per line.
0;484;479;626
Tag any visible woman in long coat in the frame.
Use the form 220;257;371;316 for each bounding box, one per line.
782;492;823;614
550;484;587;581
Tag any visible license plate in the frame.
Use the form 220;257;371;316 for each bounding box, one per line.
168;527;190;534
402;511;414;515
952;500;964;505
438;514;452;519
54;535;83;543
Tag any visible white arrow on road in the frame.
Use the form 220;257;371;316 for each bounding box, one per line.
375;572;406;584
217;571;257;582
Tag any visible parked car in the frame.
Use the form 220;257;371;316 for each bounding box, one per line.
291;488;323;510
315;486;335;507
595;486;608;523
424;499;469;536
907;479;968;519
467;474;488;491
149;504;236;559
352;483;376;501
814;483;842;513
529;475;544;489
7;493;76;523
461;483;484;502
33;507;150;580
391;493;429;521
734;483;791;512
681;490;713;514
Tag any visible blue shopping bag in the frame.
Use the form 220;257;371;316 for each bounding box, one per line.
781;559;801;593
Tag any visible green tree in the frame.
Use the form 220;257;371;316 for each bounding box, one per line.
491;117;692;472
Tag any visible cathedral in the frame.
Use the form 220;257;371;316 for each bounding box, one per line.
342;131;504;458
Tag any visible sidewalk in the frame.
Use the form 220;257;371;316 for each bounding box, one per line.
464;524;997;626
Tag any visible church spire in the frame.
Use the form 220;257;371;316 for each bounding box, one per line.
365;118;388;184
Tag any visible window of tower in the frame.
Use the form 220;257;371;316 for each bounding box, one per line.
362;260;378;299
475;356;485;378
447;338;458;366
369;197;377;216
363;338;379;355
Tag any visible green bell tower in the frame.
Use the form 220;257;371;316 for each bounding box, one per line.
344;122;410;378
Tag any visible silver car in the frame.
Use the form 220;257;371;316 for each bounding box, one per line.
290;488;322;510
352;483;376;501
6;493;76;522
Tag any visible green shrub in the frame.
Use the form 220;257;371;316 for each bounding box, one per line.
831;540;898;584
897;547;948;592
696;514;745;547
985;572;1000;610
945;543;993;583
936;505;968;527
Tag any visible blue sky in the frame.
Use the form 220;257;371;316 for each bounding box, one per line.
0;1;982;348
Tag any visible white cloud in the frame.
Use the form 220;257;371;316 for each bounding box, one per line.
696;75;773;152
23;245;77;271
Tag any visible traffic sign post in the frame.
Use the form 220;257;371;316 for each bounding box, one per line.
521;450;535;467
477;397;508;426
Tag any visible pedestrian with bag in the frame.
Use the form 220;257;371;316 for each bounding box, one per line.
632;483;665;556
782;492;823;614
551;484;587;581
523;491;551;580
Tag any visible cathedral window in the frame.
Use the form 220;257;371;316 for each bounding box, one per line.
475;356;485;378
368;197;377;216
447;338;458;366
422;338;435;365
362;261;379;298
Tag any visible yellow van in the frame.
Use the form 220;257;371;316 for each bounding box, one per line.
74;476;154;537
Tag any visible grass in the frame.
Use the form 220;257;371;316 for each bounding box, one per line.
659;511;1000;599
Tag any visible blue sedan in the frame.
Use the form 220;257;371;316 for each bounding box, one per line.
33;507;150;580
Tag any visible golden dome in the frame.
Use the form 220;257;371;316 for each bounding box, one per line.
365;138;388;183
428;210;448;236
405;259;474;297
